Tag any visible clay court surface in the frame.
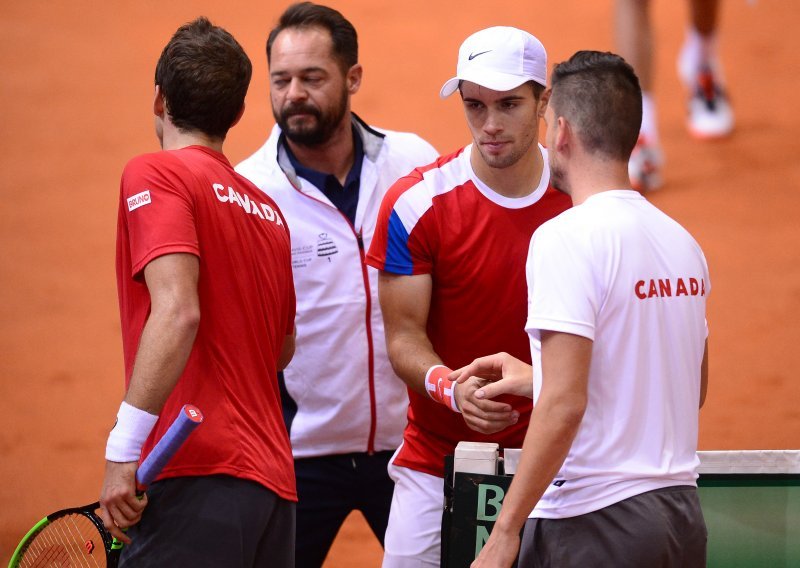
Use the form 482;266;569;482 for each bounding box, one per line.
1;1;798;565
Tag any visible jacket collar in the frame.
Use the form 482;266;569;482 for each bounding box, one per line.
275;113;385;190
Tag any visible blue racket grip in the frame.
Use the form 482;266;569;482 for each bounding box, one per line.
135;404;203;490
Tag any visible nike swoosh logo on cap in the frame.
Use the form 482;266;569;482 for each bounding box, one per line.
468;50;491;60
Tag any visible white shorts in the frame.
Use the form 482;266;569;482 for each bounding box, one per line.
381;447;445;568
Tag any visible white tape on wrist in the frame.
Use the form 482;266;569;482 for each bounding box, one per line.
450;380;461;414
105;401;159;463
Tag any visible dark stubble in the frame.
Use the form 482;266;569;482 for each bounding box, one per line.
273;86;348;147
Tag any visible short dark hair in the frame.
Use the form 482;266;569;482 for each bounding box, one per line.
530;80;546;100
549;51;642;161
267;2;358;72
154;17;252;139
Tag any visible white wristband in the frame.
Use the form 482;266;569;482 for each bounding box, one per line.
105;401;159;463
449;380;462;414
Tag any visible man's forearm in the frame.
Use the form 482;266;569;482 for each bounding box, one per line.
386;330;444;397
474;331;592;567
378;271;442;398
493;393;585;534
125;304;199;414
469;392;585;568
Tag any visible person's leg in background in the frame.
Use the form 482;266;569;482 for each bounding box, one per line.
615;0;665;192
678;0;734;139
615;0;734;192
356;450;397;546
294;455;355;568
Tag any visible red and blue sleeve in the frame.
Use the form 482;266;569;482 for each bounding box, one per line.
366;174;433;275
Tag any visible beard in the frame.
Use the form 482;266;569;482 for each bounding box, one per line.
548;155;569;195
273;88;348;147
474;129;537;171
475;143;523;170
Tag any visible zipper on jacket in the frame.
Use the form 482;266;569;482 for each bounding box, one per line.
288;183;378;455
356;229;378;455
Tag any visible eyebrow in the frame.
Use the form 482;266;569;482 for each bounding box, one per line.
270;66;328;77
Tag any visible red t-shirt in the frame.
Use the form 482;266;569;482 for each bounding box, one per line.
116;145;297;500
366;145;571;477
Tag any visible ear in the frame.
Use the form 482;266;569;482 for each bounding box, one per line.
346;63;363;95
230;101;246;129
538;88;551;118
153;85;165;118
555;116;570;152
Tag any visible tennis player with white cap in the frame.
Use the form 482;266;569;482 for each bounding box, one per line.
439;26;547;96
366;26;571;567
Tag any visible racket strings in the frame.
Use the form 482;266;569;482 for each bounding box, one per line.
19;512;106;568
19;523;68;568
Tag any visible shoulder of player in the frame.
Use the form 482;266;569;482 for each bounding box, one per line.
120;150;197;194
122;149;273;213
386;145;466;196
527;214;589;267
123;149;176;174
378;148;467;227
535;196;636;257
380;152;455;216
531;203;588;245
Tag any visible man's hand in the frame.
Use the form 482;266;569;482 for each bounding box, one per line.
455;376;519;434
98;460;147;544
470;524;520;568
451;352;534;400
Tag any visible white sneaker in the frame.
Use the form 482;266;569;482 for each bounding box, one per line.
685;66;734;139
628;135;663;192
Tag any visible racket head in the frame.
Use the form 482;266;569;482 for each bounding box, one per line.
9;404;203;567
8;502;120;568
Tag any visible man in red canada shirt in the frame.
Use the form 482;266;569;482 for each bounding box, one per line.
366;26;571;567
98;17;296;568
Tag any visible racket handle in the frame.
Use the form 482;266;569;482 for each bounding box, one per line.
135;404;203;490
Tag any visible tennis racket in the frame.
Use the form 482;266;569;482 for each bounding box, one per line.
7;404;204;568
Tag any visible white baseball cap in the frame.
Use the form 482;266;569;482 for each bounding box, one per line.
439;26;548;98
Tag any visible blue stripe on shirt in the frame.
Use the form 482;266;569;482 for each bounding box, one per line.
385;210;414;275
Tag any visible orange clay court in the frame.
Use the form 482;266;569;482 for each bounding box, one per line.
0;1;798;566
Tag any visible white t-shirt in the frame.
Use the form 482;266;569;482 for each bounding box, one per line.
525;190;710;519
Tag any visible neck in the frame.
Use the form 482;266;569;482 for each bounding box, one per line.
470;143;544;198
285;113;354;183
565;158;632;205
161;126;224;153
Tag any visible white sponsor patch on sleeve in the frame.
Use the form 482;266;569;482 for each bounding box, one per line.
127;190;152;211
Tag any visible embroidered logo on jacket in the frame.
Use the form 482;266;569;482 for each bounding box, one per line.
316;233;338;261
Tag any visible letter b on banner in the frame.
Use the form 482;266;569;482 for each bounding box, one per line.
475;484;505;556
477;483;505;521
